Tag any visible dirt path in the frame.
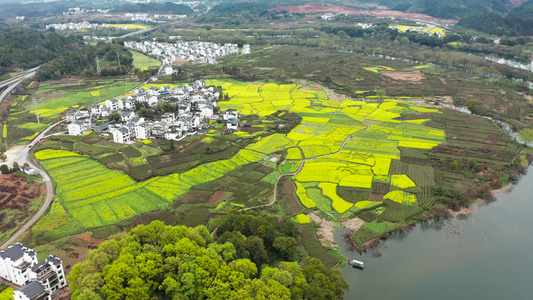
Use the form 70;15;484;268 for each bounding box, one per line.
243;116;371;211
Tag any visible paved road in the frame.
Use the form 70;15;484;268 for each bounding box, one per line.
242;116;372;211
0;78;148;249
0;81;23;107
0;67;38;90
0;120;64;250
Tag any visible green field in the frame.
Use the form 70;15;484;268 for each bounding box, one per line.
33;78;523;250
131;51;161;71
36;146;267;227
4;80;139;147
208;80;445;216
35;81;444;233
107;24;150;30
28;80;139;118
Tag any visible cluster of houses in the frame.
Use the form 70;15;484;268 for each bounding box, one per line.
0;243;67;300
45;21;107;31
125;12;187;22
66;79;241;143
124;40;250;65
62;7;109;15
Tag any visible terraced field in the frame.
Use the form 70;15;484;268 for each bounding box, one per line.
210;80;446;217
36;147;268;227
36;80;445;229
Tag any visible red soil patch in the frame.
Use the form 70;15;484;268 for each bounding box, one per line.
272;2;358;14
381;71;425;83
510;0;529;7
208;191;232;204
73;233;107;244
271;2;457;23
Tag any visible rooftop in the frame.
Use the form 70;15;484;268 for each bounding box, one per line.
18;281;48;299
0;243;32;261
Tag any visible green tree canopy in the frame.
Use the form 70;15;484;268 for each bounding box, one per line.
68;221;348;300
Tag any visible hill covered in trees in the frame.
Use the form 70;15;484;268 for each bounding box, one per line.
68;221;348;300
354;0;519;19
0;25;81;76
351;0;533;35
111;2;193;15
37;42;134;80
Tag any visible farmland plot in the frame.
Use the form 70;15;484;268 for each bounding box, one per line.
36;80;445;231
214;80;445;217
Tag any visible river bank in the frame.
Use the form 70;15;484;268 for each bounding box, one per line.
336;164;533;299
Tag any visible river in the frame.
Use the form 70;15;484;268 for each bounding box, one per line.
335;165;533;299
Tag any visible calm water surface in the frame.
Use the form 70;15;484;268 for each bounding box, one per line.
336;166;533;300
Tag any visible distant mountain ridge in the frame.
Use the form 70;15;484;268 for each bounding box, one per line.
351;0;527;19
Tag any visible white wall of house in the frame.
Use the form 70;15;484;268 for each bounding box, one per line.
0;244;38;286
112;128;130;143
67;123;83;136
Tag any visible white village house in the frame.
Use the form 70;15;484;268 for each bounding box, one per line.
65;79;243;143
124;40;250;66
1;243;67;299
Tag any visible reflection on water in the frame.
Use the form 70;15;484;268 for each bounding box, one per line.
336;166;533;299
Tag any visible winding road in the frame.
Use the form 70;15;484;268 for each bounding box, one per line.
242;115;372;211
0;121;64;250
0;77;153;250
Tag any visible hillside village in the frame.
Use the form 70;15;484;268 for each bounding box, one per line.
66;80;240;144
124;40;250;67
45;21;108;31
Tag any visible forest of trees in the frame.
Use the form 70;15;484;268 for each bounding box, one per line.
111;2;193;15
457;9;533;36
36;42;133;80
0;25;81;76
68;220;348;300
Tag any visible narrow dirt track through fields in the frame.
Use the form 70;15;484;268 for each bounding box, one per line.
242;115;371;211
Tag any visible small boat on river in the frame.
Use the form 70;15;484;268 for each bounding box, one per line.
347;259;364;268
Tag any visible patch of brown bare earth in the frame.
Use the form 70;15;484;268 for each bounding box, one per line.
448;199;485;218
381;71;425;83
279;177;302;214
270;2;457;23
208;191;231;204
307;213;364;248
293;79;352;102
0;175;44;235
73;233;107;244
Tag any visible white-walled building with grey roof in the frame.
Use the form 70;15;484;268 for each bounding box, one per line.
13;281;50;300
0;242;38;286
1;243;66;299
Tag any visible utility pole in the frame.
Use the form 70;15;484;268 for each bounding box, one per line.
32;97;40;123
116;52;122;72
96;56;101;74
